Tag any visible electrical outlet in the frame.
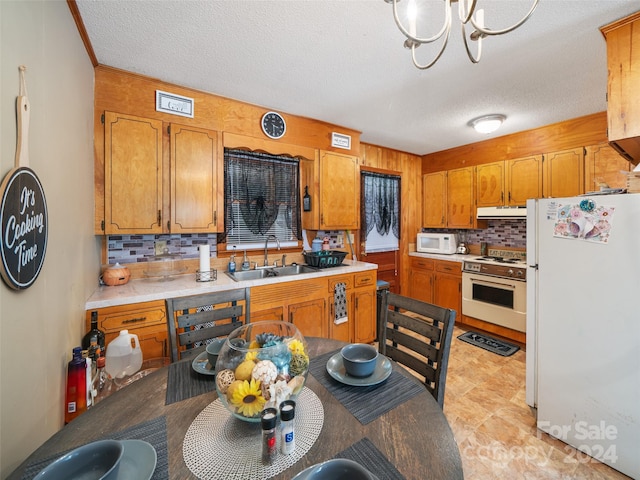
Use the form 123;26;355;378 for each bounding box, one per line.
155;240;167;255
337;234;344;245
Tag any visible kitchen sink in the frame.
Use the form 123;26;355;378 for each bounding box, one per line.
225;264;319;282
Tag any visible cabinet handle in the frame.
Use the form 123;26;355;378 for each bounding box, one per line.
214;211;217;226
157;210;161;225
122;316;146;324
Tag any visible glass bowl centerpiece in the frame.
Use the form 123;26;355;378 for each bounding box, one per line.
214;321;309;422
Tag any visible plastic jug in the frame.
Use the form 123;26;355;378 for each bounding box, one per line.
105;330;143;379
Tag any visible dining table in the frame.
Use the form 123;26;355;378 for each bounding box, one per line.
9;337;464;480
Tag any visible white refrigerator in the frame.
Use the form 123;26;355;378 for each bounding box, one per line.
526;194;640;478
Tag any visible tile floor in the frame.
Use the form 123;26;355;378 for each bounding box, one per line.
443;326;631;480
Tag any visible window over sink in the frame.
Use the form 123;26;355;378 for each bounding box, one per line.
223;149;302;250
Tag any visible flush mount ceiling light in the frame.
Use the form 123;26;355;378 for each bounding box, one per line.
468;114;506;134
384;0;539;70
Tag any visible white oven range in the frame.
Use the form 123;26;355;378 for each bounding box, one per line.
462;256;526;332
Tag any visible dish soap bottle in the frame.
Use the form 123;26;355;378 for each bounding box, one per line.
228;247;236;273
241;251;250;271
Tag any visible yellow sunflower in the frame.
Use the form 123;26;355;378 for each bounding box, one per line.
288;339;308;360
230;379;265;417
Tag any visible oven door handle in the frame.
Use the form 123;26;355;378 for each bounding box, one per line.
468;277;517;290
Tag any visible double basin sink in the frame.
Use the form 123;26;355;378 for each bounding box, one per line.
225;264;319;282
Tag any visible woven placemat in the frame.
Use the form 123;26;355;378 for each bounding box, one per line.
183;387;323;480
309;349;425;425
166;358;216;405
21;416;168;480
335;437;405;480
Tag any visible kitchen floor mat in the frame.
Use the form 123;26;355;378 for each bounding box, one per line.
457;331;520;356
334;437;405;480
165;357;216;405
21;416;168;480
309;349;425;425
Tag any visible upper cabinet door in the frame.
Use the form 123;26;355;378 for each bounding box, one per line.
506;155;543;205
104;112;163;234
319;151;359;229
543;147;584;198
170;124;221;233
447;166;475;229
476;161;505;207
422;172;447;228
584;143;631;192
601;12;640;163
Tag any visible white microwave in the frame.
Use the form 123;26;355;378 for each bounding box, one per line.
416;233;458;255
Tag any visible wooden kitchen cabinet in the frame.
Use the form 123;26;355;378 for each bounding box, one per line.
506;155;543;205
103;112;164;234
101;112;222;234
584;143;631;191
289;298;327;338
409;257;434;304
250;271;377;343
433;260;461;318
170;124;221;233
327;272;377;344
85;300;168;361
422;171;447;228
476;162;505;207
320;151;359;229
477;156;543;208
353;271;377;344
447;166;476;229
543;147;584;198
601;12;640;163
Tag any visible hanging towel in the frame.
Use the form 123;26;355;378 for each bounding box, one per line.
334;282;348;325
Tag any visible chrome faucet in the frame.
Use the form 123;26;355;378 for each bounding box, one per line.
264;235;280;266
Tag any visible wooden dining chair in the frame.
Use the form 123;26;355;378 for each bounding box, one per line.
377;290;456;408
165;288;251;362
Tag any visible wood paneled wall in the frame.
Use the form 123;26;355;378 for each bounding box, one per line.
360;144;422;297
422;112;609;173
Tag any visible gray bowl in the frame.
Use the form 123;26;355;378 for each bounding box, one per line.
206;338;224;367
34;439;124;480
292;458;379;480
341;343;378;377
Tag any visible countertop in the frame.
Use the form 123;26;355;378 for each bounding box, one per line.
408;251;472;263
86;260;378;310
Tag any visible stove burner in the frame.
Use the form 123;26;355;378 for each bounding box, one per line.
477;256;519;264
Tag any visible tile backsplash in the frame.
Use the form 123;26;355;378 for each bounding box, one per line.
422;219;527;249
107;222;524;265
107;234;217;265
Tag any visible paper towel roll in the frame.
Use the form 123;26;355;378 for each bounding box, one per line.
199;244;210;272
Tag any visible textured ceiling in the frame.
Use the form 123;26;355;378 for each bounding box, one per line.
75;0;639;156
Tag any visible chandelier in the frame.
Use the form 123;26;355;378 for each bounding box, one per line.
385;0;539;70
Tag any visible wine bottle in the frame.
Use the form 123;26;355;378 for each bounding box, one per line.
82;311;105;355
65;347;87;424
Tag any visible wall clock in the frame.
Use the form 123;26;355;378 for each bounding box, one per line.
261;111;286;139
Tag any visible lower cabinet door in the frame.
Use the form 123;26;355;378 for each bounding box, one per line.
289;298;327;338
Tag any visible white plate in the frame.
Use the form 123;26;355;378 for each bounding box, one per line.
118;440;157;480
326;353;392;386
192;351;216;375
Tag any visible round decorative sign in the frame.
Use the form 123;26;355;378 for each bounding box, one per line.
0;167;48;290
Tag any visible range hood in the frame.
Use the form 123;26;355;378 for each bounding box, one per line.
476;206;527;219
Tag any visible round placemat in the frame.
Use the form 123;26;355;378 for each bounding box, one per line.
183;387;324;479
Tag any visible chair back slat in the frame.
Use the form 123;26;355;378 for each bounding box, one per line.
377;291;456;408
176;305;244;329
386;326;439;363
166;288;251;362
177;320;243;346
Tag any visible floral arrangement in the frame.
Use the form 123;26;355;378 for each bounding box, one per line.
215;328;309;421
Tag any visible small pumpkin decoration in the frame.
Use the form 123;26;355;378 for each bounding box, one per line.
102;262;131;286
